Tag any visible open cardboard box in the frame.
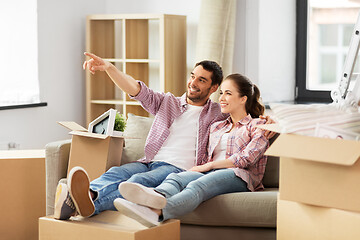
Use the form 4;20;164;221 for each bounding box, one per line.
58;121;124;181
260;124;360;213
39;211;180;240
277;198;360;240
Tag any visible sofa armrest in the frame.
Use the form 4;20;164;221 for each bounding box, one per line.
45;139;71;215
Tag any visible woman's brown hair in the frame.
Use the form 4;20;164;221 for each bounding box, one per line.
225;73;265;118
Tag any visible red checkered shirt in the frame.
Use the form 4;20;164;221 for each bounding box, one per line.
131;81;228;166
207;115;269;191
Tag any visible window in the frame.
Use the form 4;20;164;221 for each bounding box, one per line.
312;24;360;90
0;0;42;108
296;0;360;103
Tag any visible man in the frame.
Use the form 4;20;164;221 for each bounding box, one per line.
54;52;232;220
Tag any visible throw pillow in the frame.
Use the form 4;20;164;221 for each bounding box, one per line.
121;113;154;165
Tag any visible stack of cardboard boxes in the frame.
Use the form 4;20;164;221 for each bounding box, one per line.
266;133;360;239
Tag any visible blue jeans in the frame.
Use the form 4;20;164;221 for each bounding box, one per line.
90;161;183;215
155;168;249;221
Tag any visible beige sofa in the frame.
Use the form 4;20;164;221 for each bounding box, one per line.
45;114;278;240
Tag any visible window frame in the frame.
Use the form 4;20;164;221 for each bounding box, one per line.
0;102;47;111
296;0;333;103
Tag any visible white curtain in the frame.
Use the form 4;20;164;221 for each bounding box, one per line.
196;0;237;102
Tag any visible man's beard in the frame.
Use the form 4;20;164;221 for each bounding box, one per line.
186;86;212;103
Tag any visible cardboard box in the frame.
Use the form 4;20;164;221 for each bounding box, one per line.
0;150;45;240
265;133;360;213
39;211;180;240
58;122;124;181
277;199;360;240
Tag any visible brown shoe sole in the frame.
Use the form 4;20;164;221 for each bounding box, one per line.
68;167;95;217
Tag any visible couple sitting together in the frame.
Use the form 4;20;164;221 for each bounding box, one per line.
54;52;274;227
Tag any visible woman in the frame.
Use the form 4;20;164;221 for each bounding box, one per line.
114;73;269;227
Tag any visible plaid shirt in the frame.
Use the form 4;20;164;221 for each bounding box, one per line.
131;81;228;165
207;115;269;191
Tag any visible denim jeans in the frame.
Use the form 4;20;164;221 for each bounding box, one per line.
90;161;183;215
155;168;249;221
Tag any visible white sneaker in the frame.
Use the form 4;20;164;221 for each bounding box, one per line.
119;182;166;209
114;198;160;228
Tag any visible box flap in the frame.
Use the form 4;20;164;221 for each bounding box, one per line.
70;131;126;139
265;134;360;166
256;123;283;133
110;131;125;138
70;131;109;139
58;121;88;132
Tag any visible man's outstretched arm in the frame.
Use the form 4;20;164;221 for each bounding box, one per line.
83;52;140;96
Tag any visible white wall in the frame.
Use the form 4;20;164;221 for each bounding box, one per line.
258;0;296;103
236;0;296;103
0;0;296;149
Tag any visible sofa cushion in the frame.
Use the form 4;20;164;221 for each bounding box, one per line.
121;113;154;165
179;189;278;228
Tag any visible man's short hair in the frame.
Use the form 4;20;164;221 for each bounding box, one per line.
195;60;223;86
